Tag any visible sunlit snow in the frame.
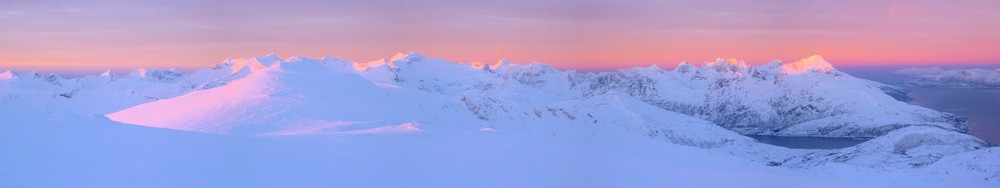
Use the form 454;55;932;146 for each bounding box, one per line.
1;53;997;187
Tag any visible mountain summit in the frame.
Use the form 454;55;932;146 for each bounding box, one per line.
782;55;836;74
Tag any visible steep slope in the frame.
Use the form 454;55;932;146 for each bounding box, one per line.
107;58;426;135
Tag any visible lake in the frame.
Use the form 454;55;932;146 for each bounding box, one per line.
748;135;867;149
905;87;1000;145
841;66;1000;145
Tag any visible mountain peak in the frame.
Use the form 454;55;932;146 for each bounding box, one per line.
528;61;555;70
703;58;749;73
782;55;835;74
497;59;510;67
100;69;114;77
212;54;284;74
254;53;283;67
469;60;503;71
0;70;16;79
128;68;149;77
360;58;389;70
389;51;426;64
675;61;697;74
626;64;664;74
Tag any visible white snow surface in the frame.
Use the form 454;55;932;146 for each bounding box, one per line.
1;53;997;187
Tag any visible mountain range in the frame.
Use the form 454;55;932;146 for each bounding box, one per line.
1;52;997;186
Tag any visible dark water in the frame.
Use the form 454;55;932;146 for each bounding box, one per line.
905;87;1000;145
749;135;867;149
841;66;1000;145
747;65;1000;148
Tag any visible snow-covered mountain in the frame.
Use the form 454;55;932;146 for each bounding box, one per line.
98;52;990;167
559;55;964;137
2;52;997;186
894;67;1000;88
95;53;967;139
0;55;283;115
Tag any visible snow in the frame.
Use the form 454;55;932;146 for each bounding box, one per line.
106;59;406;135
390;51;425;65
3;112;997;187
781;55;836;74
895;67;1000;88
336;121;421;135
0;70;16;80
554;55;966;137
704;58;750;73
355;58;390;70
2;52;998;187
98;69;114;77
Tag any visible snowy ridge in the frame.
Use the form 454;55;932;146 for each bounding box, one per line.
99;52;984;165
536;55;962;137
895;67;1000;88
106;57;416;135
0;70;16;80
781;55;836;74
0;54;312;115
777;126;989;168
0;52;970;138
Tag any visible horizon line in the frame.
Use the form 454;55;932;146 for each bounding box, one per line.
3;59;1000;72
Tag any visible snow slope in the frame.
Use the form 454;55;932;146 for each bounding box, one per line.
3;111;998;187
106;58;424;135
2;52;997;187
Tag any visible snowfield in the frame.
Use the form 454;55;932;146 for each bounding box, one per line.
1;53;997;187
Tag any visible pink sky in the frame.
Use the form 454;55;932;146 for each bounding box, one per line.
1;0;998;70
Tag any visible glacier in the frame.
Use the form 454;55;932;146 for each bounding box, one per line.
1;52;997;187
